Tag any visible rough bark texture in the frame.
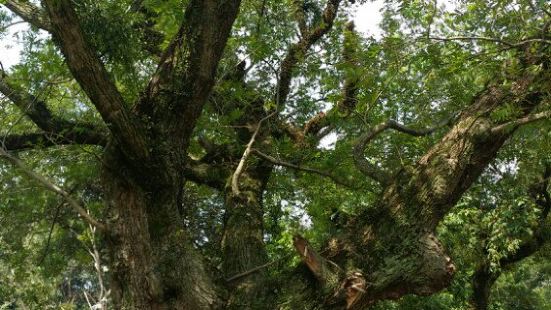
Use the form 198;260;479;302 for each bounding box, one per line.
293;65;549;308
2;1;550;309
222;170;271;308
103;144;221;309
43;0;242;308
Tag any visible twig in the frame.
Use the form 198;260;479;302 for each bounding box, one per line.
252;149;359;189
429;36;551;48
231;112;277;196
226;253;292;282
354;117;454;184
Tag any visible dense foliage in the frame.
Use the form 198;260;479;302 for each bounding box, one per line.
0;0;550;309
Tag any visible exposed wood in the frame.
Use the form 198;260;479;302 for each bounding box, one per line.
231;112;276;196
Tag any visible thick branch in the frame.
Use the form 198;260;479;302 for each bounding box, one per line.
183;157;228;190
2;130;106;151
275;0;342;106
0;145;107;231
3;0;52;31
0;76;107;149
43;0;148;161
138;0;242;152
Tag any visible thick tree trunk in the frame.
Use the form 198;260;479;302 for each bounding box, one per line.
103;145;219;309
222;165;272;309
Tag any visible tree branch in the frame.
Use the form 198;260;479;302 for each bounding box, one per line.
291;0;308;38
2;130;106;151
138;0;242;151
491;109;551;134
252;149;358;189
3;0;52;31
429;36;551;48
472;164;551;309
292;235;345;293
0;75;108;149
301;21;360;139
43;0;149;161
353;118;453;184
0;145;108;231
231;112;276;196
275;0;342;106
0;76;59;131
183;157;228;190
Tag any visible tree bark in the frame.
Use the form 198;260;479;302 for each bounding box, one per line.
294;66;548;308
222;168;271;308
103;145;220;309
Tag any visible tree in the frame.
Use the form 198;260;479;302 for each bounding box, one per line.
0;0;550;309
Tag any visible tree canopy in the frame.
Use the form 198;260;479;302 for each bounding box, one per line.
0;0;550;309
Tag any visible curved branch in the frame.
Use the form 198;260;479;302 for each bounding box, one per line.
353;118;453;184
0;145;107;231
3;0;52;31
252;149;359;189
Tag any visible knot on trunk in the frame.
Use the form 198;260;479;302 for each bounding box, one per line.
414;233;456;295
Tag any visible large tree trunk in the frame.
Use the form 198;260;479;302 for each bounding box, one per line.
222;164;272;308
103;145;219;309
